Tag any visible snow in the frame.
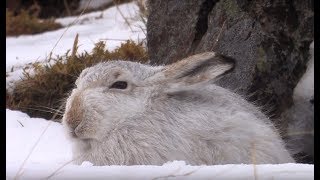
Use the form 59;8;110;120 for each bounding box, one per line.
293;41;314;101
6;2;314;180
6;2;144;70
6;109;314;179
6;2;145;89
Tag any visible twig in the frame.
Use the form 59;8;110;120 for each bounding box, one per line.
17;120;24;127
44;157;78;180
63;0;72;16
44;153;89;179
99;38;130;41
14;104;64;180
251;142;258;180
113;0;134;31
211;20;227;51
14;121;52;180
152;167;202;180
71;34;79;59
47;0;92;62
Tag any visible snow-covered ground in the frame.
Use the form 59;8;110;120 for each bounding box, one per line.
5;109;315;179
6;2;314;180
6;2;145;89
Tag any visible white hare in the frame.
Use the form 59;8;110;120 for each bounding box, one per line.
62;52;294;165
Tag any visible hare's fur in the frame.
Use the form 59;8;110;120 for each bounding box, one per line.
63;52;294;165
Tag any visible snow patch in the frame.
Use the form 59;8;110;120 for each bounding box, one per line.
293;41;314;101
6;110;314;179
6;2;145;86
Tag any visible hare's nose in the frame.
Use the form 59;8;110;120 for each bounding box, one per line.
64;93;84;131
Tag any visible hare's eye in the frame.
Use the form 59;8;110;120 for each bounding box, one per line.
110;81;127;89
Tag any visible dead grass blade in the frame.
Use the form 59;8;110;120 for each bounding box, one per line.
48;0;92;61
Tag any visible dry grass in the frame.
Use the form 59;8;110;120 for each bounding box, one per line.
135;0;149;18
6;4;62;36
7;37;148;120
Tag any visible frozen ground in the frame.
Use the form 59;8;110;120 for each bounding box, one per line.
6;2;314;180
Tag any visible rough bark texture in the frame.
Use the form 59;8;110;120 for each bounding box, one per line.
147;0;314;126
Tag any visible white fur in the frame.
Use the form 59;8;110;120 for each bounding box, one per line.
62;52;294;165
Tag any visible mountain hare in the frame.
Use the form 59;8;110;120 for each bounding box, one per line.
62;52;294;165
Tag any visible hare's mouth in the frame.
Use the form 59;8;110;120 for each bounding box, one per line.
68;130;95;142
69;130;77;138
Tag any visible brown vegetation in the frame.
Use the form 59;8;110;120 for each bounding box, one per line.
6;4;62;36
7;38;148;120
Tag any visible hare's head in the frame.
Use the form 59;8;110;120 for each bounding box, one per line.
62;52;235;142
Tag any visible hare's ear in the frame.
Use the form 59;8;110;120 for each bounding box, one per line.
162;52;235;85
